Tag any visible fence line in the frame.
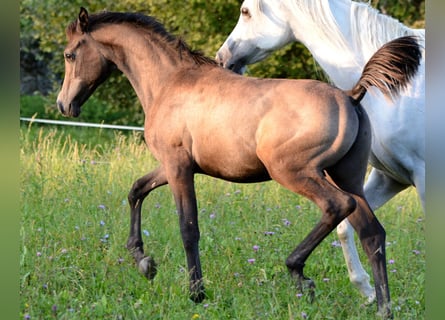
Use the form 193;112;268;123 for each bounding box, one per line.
20;117;144;131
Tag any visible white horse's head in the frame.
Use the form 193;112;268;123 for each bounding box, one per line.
216;0;293;74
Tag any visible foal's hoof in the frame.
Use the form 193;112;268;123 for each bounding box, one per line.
189;281;206;303
296;277;316;303
138;256;157;279
190;290;206;304
377;305;393;320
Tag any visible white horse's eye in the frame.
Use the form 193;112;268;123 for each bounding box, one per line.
241;7;251;18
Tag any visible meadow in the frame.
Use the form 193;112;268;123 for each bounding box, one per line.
20;124;424;319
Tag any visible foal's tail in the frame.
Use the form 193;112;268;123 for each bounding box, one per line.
348;35;422;104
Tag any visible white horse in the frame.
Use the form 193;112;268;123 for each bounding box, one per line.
216;0;425;303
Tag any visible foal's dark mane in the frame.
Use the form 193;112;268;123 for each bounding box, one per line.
67;11;217;66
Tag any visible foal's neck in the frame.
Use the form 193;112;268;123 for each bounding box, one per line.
94;24;183;112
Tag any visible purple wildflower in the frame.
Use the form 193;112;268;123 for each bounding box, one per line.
98;204;106;210
253;245;260;252
331;240;341;247
282;219;291;226
247;258;256;264
264;231;275;236
101;234;109;243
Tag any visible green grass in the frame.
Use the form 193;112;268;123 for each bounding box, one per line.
20;124;424;319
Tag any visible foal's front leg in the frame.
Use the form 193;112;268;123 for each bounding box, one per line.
127;166;168;279
166;165;205;303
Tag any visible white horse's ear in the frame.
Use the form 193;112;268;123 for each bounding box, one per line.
77;7;89;34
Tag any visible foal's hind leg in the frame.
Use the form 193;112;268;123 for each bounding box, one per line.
271;169;357;298
327;109;392;318
346;196;391;318
337;168;408;304
127;166;168;279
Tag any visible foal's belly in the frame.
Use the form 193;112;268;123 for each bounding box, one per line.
192;143;271;183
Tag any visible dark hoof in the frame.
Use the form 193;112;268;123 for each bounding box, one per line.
293;274;315;303
190;290;206;303
377;303;393;319
138;256;157;279
189;281;206;303
296;277;315;291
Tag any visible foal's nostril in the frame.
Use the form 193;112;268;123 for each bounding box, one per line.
57;101;65;114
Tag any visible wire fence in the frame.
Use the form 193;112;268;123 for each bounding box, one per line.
20;117;144;131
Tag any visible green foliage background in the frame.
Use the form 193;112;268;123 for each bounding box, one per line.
20;0;425;126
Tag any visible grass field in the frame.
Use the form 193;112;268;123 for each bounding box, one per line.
20;124;424;319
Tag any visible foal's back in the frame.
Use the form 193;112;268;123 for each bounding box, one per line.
147;66;360;182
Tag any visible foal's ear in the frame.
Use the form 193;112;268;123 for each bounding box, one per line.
77;7;89;34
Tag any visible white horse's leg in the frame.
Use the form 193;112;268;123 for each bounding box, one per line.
337;168;408;303
337;218;375;303
362;168;409;211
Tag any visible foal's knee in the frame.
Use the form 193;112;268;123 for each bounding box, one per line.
128;179;144;206
360;224;386;257
322;195;356;225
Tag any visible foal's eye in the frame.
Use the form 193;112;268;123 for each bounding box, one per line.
241;7;251;18
65;52;76;61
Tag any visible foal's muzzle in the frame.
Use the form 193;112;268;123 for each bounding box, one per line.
56;100;81;117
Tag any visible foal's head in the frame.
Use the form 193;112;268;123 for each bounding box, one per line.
57;7;115;117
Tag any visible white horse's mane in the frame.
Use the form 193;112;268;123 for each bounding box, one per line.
282;0;424;65
349;1;424;59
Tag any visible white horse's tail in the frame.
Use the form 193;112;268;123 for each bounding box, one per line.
348;35;422;104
